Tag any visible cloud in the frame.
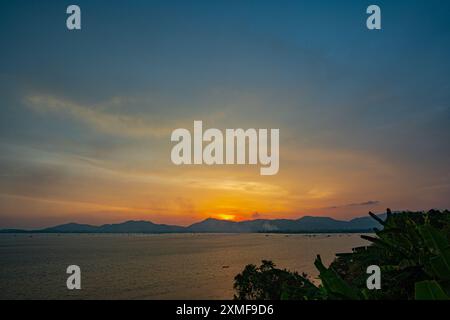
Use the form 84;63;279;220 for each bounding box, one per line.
25;95;174;138
188;178;287;196
304;188;334;199
326;201;380;209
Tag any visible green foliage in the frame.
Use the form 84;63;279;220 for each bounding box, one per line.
234;209;450;300
415;280;449;300
418;225;450;280
233;260;323;300
334;209;450;300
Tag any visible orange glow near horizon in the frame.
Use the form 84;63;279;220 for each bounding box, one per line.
215;214;237;221
0;101;447;228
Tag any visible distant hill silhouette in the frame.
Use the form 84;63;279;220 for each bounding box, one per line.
187;215;385;233
0;214;385;234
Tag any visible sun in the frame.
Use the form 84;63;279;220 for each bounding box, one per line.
216;214;236;221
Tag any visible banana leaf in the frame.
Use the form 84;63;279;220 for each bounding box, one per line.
418;225;450;280
415;280;449;300
314;255;362;300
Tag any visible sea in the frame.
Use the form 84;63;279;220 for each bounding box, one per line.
0;233;369;299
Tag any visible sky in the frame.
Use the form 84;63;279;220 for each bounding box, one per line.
0;0;449;228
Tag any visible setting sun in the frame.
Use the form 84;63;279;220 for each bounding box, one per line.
215;214;237;221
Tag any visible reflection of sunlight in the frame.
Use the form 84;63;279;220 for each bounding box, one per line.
216;214;236;221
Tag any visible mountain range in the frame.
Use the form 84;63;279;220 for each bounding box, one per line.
0;214;385;234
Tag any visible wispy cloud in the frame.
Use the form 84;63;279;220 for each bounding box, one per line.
326;201;380;209
186;178;287;196
25;95;174;138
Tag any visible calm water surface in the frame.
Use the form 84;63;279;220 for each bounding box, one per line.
0;233;369;299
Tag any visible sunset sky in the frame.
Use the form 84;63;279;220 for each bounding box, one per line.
1;0;449;228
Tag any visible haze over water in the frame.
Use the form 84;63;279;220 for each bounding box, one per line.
0;233;369;299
